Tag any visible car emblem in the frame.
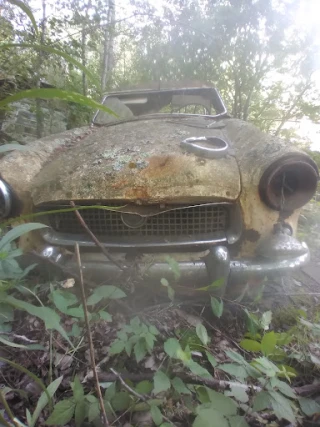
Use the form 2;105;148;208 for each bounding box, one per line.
120;212;146;228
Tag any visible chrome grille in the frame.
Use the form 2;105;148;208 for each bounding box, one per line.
40;204;228;237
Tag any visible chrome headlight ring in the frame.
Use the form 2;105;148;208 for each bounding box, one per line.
0;179;12;219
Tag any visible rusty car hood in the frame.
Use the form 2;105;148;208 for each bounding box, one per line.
30;117;241;205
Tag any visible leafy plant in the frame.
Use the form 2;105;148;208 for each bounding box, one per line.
109;317;159;362
46;376;89;426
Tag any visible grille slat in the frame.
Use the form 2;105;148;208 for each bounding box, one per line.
42;204;228;238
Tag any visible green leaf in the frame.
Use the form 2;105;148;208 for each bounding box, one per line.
8;0;39;35
268;391;295;423
218;364;248;380
0;89;118;117
164;338;182;358
206;389;238;416
145;332;156;351
72;376;84;403
193;406;229;427
149;325;159;336
196;323;209;346
228;415;249;427
225;350;247;365
104;383;116;402
74;402;86;427
205;351;217;368
167;285;175;301
26;408;32;426
186;360;212;379
109;339;125;355
165;256;181;280
0;223;48;251
225;385;249;403
0;335;44;350
99;310;112;321
111;391;131;411
252;391;271;412
210;296;223;318
5;296;72;346
2;43;98;85
299;397;320;416
134;339;147;362
275;332;293;346
270;378;296;399
239;339;261;352
150;404;163;425
29;376;63;427
261;331;277;356
66;306;85;318
160;278;169;287
244;309;260;336
196;277;225;292
261;311;272;330
135;381;153;395
153;371;171;395
252;357;279;377
0;144;26;154
46;399;76;425
87;285;126;305
171;377;191;395
87;398;100;422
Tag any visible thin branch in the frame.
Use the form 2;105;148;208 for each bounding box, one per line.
74;243;109;427
70;201;125;270
110;368;147;401
97;371;263;393
0;332;38;343
110;368;178;426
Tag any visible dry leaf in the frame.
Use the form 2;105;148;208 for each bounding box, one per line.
61;278;75;288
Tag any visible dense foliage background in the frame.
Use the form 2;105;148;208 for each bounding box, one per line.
1;0;320;142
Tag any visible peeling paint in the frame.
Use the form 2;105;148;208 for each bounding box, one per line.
30;118;241;204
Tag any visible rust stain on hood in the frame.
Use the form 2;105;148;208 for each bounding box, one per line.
31;118;241;205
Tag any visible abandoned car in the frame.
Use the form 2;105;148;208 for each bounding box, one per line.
0;87;318;295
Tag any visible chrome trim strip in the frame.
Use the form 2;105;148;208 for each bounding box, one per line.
0;179;12;218
37;201;233;217
230;248;310;277
39;243;310;286
181;136;228;159
41;229;227;249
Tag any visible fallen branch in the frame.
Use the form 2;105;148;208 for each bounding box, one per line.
75;243;109;427
293;382;320;397
70;201;125;270
110;368;178;426
97;371;263;393
98;370;318;396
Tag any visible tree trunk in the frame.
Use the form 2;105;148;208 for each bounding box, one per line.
36;0;46;139
81;0;92;97
81;27;87;97
100;0;115;96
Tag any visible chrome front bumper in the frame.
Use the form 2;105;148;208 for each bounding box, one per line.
40;237;310;291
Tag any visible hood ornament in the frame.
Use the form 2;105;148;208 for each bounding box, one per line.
121;212;146;228
181;136;228;159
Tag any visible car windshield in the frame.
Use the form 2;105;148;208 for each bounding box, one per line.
93;87;227;125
